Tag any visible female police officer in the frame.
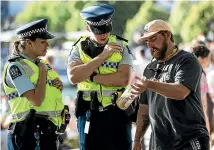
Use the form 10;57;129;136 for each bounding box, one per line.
3;19;65;150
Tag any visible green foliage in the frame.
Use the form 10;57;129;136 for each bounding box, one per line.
124;1;169;41
108;1;143;36
65;1;142;36
181;1;214;42
15;1;71;32
168;1;192;44
65;1;99;32
15;1;142;36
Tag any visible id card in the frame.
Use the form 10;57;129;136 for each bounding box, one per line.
84;121;90;134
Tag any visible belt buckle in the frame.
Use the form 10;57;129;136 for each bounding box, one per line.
99;106;107;112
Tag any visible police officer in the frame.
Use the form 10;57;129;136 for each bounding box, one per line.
3;19;67;150
67;4;133;150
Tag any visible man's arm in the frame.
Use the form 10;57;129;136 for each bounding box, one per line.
67;55;106;84
93;44;133;87
147;81;190;100
93;64;131;87
134;104;150;142
132;54;202;100
131;77;190;100
67;43;122;84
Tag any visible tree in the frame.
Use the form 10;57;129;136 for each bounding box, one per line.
65;1;97;32
181;1;214;42
108;1;143;36
65;1;142;36
15;1;143;37
124;1;169;42
168;1;192;44
16;1;71;32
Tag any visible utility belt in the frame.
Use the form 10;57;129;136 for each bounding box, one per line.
9;106;70;135
75;89;125;117
8;109;64;146
9;115;57;136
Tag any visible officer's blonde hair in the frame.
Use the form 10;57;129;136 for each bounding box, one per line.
12;40;26;56
11;38;35;56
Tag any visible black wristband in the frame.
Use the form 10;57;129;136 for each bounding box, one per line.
90;72;97;82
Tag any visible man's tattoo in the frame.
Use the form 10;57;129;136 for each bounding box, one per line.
141;114;150;134
135;111;150;141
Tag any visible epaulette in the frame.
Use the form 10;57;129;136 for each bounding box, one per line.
8;55;24;62
115;35;128;43
73;36;83;47
68;37;83;56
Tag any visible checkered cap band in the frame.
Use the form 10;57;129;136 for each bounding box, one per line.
19;27;47;38
7;91;19;100
102;61;119;69
87;17;112;26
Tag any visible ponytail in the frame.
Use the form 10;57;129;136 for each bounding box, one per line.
11;40;27;56
12;41;21;56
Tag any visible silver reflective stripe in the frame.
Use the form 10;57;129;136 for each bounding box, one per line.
18;60;34;76
7;91;19;100
82;90;116;98
12;110;62;120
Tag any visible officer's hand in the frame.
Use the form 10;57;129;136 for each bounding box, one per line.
52;78;63;91
133;141;142;150
101;43;122;59
37;62;48;73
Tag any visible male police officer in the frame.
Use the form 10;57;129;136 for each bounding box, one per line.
67;4;133;150
3;19;68;150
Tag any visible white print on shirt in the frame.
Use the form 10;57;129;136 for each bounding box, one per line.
190;139;201;150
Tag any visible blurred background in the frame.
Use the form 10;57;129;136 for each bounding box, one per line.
1;1;214;150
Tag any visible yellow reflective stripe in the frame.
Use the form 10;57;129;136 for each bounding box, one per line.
12;110;62;120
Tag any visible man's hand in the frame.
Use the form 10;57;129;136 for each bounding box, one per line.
52;78;63;91
130;76;148;99
101;43;122;59
133;141;142;150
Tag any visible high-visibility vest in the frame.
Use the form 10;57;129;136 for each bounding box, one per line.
77;35;128;107
3;57;64;127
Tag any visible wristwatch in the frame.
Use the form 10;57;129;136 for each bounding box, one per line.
90;72;97;82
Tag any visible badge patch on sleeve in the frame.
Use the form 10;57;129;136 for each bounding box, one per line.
9;65;22;80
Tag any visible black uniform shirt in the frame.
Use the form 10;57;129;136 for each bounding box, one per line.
139;50;209;150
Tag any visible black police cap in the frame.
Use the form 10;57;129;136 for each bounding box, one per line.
80;4;114;34
15;18;54;39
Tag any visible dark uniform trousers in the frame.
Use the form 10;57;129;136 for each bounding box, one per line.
8;117;59;150
78;106;132;150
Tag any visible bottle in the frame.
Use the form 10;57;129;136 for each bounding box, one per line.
116;76;146;110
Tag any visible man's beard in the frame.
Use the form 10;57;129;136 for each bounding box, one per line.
156;41;168;60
